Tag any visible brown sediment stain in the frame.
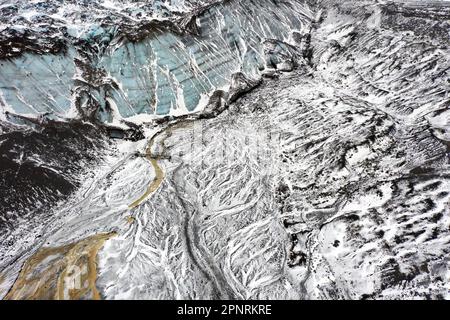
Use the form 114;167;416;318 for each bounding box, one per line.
125;216;136;224
129;121;192;209
129;151;165;208
4;232;116;300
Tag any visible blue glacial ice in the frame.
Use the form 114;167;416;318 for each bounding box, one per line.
0;0;313;122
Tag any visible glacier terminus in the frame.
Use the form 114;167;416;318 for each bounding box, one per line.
0;0;449;300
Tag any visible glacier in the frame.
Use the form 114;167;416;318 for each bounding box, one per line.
0;0;449;300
